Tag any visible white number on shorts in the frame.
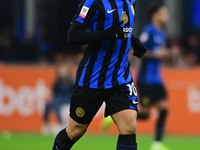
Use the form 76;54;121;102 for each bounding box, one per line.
126;82;137;96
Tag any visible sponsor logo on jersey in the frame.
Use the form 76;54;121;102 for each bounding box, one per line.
79;6;89;18
123;27;133;33
123;27;133;38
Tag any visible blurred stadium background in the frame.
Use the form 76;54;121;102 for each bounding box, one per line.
0;0;200;150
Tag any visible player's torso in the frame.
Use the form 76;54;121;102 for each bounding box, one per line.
138;24;166;85
75;0;135;89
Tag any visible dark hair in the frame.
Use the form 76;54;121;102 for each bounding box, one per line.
146;1;164;20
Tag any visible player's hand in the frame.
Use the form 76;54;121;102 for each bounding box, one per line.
155;48;169;58
132;35;147;58
102;21;125;40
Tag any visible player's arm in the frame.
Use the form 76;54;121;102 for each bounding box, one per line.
67;22;124;45
131;35;147;58
143;48;169;59
129;0;148;58
67;0;124;45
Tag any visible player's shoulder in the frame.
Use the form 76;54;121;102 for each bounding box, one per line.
143;23;155;33
140;23;153;43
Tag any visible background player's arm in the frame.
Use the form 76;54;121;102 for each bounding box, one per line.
143;48;169;59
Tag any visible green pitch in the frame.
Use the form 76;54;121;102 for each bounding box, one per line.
0;133;200;150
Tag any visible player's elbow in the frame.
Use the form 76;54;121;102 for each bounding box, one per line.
67;35;73;44
67;33;80;45
67;30;75;44
67;24;81;44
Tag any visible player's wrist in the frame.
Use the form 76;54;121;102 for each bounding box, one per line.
101;28;118;40
101;24;125;40
131;36;147;58
101;28;114;40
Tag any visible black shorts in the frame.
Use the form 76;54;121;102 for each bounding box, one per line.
70;81;138;124
137;83;167;107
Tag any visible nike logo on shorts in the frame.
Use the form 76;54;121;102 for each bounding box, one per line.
128;96;138;104
107;9;116;13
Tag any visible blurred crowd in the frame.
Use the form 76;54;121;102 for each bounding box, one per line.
0;0;84;64
0;0;200;67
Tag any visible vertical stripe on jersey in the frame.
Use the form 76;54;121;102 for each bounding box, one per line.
93;20;98;31
124;62;130;80
78;54;91;86
112;0;130;87
126;68;132;82
89;22;94;31
83;0;106;87
74;53;91;87
98;0;120;89
82;45;101;87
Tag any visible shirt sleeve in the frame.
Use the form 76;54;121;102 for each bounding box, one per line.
71;0;98;30
67;24;103;44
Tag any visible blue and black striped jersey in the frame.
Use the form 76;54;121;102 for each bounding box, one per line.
71;0;136;89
